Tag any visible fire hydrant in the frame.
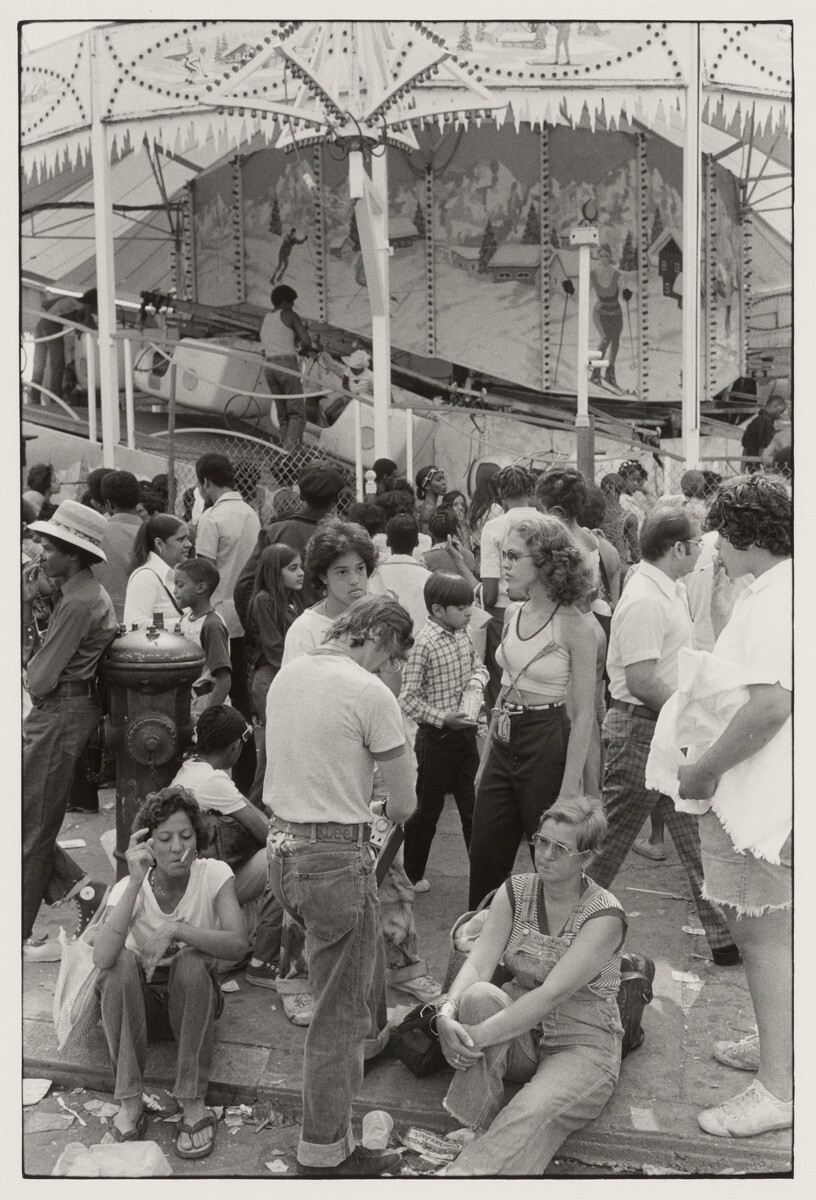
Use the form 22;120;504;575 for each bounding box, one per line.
100;623;204;879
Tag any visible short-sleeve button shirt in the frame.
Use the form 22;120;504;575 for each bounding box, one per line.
607;560;694;704
194;491;261;637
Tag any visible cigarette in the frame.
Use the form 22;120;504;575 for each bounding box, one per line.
180;847;191;864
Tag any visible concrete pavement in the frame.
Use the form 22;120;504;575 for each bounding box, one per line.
23;790;792;1176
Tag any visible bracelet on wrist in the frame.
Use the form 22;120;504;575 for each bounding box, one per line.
435;997;460;1021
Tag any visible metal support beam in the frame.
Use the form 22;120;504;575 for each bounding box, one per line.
681;22;701;470
350;147;392;459
89;26;120;465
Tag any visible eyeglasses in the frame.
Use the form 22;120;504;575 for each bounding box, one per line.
501;550;534;564
531;833;589;860
683;538;703;549
240;726;254;743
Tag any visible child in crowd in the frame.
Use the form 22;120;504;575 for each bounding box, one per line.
399;573;489;891
246;544;305;721
174;558;232;719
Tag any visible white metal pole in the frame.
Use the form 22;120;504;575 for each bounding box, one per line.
123;336;135;449
353;399;364;501
89;26;120;465
371;150;392;460
682;22;702;469
84;332;97;443
405;407;414;481
576;243;591;431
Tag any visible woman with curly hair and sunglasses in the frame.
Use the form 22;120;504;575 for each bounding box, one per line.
468;513;597;908
92;786;247;1158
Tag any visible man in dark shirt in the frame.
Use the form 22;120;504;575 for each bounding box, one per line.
234;464;346;620
23;501;118;960
741;395;787;472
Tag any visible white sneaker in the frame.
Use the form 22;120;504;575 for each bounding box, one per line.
413;879;430;893
282;992;314;1027
698;1079;792;1137
392;973;442;1004
713;1033;760;1072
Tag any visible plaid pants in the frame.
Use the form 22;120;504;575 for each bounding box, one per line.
587;708;733;954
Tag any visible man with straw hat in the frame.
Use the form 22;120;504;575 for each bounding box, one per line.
23;500;118;961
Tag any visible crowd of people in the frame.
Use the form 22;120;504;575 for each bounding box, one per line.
21;446;792;1175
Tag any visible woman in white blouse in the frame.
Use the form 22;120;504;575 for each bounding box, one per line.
123;513;190;629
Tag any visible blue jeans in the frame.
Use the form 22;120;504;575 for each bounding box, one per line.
267;830;388;1167
444;982;619;1176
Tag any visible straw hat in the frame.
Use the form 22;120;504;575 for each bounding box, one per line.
342;349;369;371
28;499;108;562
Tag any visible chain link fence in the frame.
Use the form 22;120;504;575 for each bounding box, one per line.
160;431;359;525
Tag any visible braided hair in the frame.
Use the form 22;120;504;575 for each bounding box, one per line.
494;464;535;503
194;705;250;755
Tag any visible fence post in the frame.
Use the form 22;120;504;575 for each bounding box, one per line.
84;332;97;444
405;408;414;482
167;363;177;515
123;337;136;450
353;399;364;501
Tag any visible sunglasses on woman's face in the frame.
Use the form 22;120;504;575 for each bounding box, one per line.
530;833;588;861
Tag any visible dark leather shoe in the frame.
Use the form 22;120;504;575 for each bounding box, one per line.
296;1147;402;1177
712;944;742;967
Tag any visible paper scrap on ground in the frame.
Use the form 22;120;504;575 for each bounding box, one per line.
25;1110;74;1134
265;1160;289;1173
220;979;240;992
23;1078;52;1106
400;1127;458;1163
629;1106;662;1132
671;970;703;990
57;1096;86;1125
84;1100;119;1118
627;886;691;901
682;925;706;936
627;911;641;918
57;839;86;849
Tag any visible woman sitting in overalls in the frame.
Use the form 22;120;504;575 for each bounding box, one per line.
435;795;625;1176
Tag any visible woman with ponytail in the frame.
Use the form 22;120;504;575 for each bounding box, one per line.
124;513;190;629
468;514;598;908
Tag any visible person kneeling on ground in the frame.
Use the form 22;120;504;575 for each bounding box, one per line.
436;796;625;1176
92;787;248;1160
171;705;283;990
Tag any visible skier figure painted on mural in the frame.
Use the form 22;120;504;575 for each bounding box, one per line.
553;22;572;64
591;242;625;391
271;228;308;285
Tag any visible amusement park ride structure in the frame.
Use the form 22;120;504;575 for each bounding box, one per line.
21;20;791;477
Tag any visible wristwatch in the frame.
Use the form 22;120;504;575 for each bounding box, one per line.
436;997;460;1022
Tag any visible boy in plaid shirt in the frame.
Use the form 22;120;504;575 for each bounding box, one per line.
399;573;488;890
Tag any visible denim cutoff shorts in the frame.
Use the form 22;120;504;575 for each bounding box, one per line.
699;809;791;917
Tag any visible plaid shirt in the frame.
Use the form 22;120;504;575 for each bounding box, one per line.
399;620;488;728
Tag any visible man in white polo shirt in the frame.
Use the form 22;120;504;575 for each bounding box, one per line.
194;452;261;794
587;506;738;965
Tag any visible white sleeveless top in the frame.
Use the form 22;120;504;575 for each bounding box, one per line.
260;312;296;360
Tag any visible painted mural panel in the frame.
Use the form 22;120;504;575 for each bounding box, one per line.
709;162;743;393
192;161;239;307
386;143;431;359
642;132;683;404
322;147;370;340
547;126;641;399
432;121;544;392
241;144;319;316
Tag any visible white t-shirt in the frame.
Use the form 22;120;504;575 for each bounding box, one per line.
106;858;233;966
264;647;405;823
172;758;246;817
375;555;431;634
282;603;334;666
607;561;694;703
194;491;261;638
478;507;539;608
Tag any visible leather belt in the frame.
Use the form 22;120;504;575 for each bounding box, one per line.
272;818;371;845
611;699;659;722
47;681;97;699
499;700;565;713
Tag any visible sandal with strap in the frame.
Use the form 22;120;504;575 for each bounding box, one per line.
101;1110;148;1143
175;1108;217;1160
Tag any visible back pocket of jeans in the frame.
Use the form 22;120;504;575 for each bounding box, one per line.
294;859;362;944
